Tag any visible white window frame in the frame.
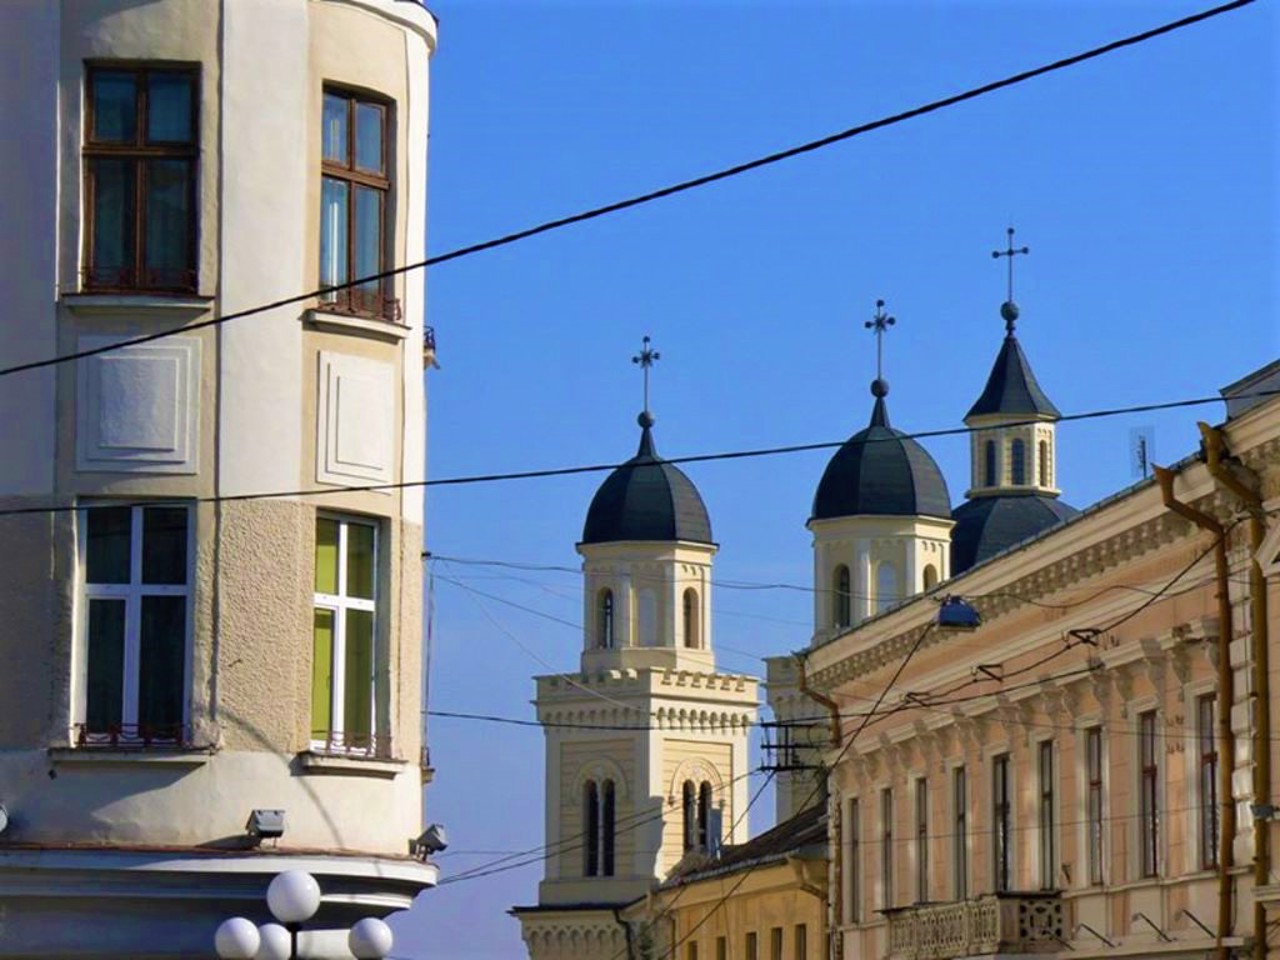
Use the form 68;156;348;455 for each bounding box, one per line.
76;502;194;742
312;514;380;753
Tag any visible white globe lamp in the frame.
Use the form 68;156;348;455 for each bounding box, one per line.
349;917;395;959
266;870;322;924
256;922;293;960
214;917;261;959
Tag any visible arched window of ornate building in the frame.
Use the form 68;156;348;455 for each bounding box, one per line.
582;778;616;877
833;564;852;628
597;589;614;649
682;780;697;851
984;440;997;487
1038;439;1050;486
698;781;713;850
682;588;699;648
876;563;897;614
1011;438;1027;486
923;564;938;591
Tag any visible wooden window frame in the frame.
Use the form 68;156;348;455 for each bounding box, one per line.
881;787;894;909
915;777;929;903
83;63;200;294
1199;695;1219;870
1086;727;1105;885
1038;741;1056;889
320;86;396;320
1139;711;1160;878
992;754;1012;892
952;766;968;899
846;797;861;923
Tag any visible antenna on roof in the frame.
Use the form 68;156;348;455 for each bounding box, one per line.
1130;426;1155;479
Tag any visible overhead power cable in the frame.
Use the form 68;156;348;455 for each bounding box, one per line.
1;387;1276;521
0;0;1254;382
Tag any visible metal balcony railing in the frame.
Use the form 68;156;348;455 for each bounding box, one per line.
885;892;1064;960
75;721;193;749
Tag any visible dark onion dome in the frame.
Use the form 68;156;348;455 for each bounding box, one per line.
951;493;1079;574
811;380;952;522
965;301;1062;420
581;412;713;545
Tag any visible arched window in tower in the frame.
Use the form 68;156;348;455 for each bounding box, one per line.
833;564;852;629
923;564;939;591
984;440;997;487
1011;438;1027;486
583;780;600;876
876;563;898;614
597;589;615;649
682;588;700;649
601;779;616;876
682;780;697;851
582;778;616;877
1038;439;1050;486
698;781;714;850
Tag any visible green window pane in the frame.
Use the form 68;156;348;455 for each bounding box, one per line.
354;102;384;173
315;518;339;594
89;158;137;284
143;159;193;288
138;596;186;733
142;506;188;585
91;71;137;142
353;186;383;298
86;599;126;731
319;177;349;292
147;73;193;143
322;93;348;164
346;523;375;600
311;609;335;738
344;609;374;743
86;506;131;584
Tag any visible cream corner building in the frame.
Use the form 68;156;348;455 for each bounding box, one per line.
0;1;438;955
513;411;759;960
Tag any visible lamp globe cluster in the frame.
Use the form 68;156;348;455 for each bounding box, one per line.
214;871;394;959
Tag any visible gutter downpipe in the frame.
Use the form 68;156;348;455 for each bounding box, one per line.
612;906;636;960
1156;465;1236;960
1201;422;1272;960
795;651;842;960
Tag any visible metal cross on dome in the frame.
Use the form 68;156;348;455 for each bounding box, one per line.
992;226;1030;304
864;299;895;382
632;335;660;413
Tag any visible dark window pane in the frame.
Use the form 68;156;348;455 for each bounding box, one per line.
346;523;375;600
353;185;382;292
344;609;373;741
86;599;126;731
91;72;137;142
323;93;348;164
138;595;186;732
320;177;349;291
142;507;188;585
143;159;192;287
354;102;384;173
89;159;136;284
147;73;194;142
87;507;131;583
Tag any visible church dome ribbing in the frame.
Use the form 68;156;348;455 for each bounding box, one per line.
581;412;714;545
811;381;952;522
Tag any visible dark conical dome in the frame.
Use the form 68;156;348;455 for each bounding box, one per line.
951;493;1078;574
811;384;952;522
581;413;713;545
965;302;1061;420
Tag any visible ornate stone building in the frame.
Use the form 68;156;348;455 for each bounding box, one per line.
0;1;438;954
512;408;759;960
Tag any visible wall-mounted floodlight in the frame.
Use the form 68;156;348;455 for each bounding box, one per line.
1251;802;1278;822
0;804;8;835
246;809;285;843
409;823;448;860
937;596;981;631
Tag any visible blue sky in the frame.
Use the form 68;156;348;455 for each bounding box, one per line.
390;2;1275;957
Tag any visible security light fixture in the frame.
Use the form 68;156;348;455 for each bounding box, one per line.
246;809;285;842
0;804;8;836
936;596;981;631
1251;802;1278;822
410;823;448;859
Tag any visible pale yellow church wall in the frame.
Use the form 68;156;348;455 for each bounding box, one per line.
557;737;638;880
660;739;734;874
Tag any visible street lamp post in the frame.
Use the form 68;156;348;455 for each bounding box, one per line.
214;870;395;960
